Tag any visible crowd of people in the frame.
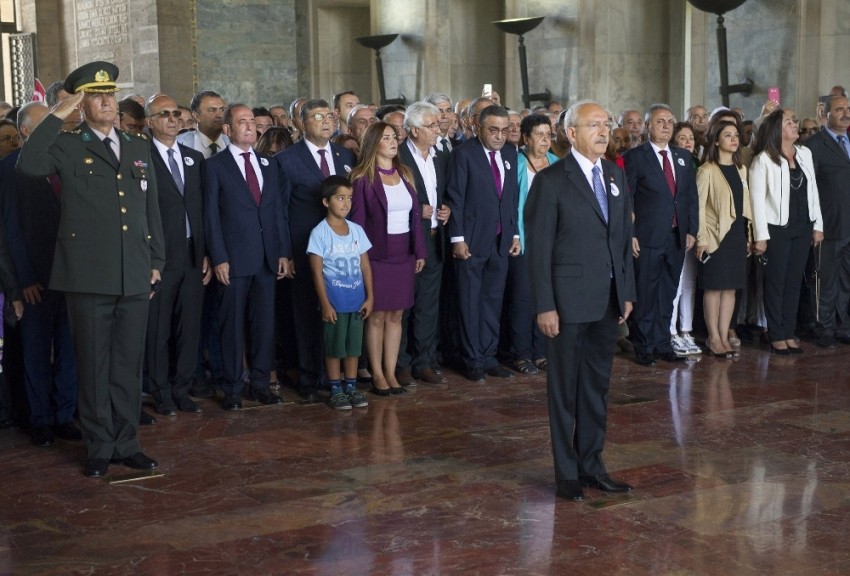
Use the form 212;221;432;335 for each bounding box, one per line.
0;58;846;486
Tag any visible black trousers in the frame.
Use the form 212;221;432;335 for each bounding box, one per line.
146;245;204;406
547;282;620;481
399;229;442;372
65;292;149;460
763;223;812;342
633;229;684;355
817;236;850;338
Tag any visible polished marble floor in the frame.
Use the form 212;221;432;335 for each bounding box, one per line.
2;341;850;575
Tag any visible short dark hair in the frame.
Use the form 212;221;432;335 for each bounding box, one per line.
118;98;145;120
252;106;272;119
189;90;223;113
478;104;508;127
520;113;551;137
321;175;352;201
300;99;331;123
332;90;357;110
223;103;251;126
375;104;405;121
45;81;65;107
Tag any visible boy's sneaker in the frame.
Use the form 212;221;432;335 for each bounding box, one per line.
348;389;368;408
671;335;690;356
681;333;702;355
330;391;352;411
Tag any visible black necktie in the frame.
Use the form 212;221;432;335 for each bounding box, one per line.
103;136;119;167
209;142;219;155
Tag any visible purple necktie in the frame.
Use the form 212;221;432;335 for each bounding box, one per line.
489;150;502;199
241;152;262;206
660;150;678;227
318;149;331;178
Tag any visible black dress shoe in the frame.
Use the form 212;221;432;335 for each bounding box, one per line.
189;378;216;399
787;346;804;355
221;395;242;411
298;383;318;401
486;365;514;378
252;388;283;405
54;421;82;441
635;352;655;366
555;479;584;501
818;335;838;349
31;426;55;447
84;458;109;478
465;367;486;382
155;403;177;416
113;451;158;470
837;335;850;345
657;351;686;363
139;410;156;425
413;367;446;384
175;396;202;413
579;473;632;493
770;345;791;356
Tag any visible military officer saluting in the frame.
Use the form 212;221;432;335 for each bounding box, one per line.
17;61;165;478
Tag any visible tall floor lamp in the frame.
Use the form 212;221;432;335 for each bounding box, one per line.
492;17;551;109
355;34;406;105
687;0;753;107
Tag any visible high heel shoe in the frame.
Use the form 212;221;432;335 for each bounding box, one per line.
770;345;791;356
370;385;392;397
787;346;804;355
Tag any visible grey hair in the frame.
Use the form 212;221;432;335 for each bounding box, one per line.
347;104;371;127
424;93;452;107
644;103;674;123
403;101;440;132
17;101;48;132
563;99;600;129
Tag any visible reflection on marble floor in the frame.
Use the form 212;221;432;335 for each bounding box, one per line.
2;343;850;575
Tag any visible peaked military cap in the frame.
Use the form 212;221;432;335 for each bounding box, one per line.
64;61;119;94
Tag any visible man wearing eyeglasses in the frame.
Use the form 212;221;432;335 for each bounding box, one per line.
276;99;356;400
623;104;698;367
144;94;211;416
176;90;230;158
446;105;520;382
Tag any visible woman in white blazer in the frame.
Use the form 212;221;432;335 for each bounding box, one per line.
749;109;823;354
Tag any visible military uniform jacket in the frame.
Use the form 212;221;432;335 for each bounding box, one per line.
16;115;165;296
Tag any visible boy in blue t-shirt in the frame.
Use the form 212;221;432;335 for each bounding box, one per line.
307;176;373;410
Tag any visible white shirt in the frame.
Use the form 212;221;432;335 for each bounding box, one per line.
384;181;413;234
152;138;184;183
570;148;604;195
304;138;337;175
228;144;264;190
176;130;229;159
649;141;676;181
407;139;438;229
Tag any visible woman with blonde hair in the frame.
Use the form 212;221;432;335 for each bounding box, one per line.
350;122;426;395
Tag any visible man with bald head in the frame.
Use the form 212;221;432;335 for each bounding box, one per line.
145;95;211;415
526;100;635;500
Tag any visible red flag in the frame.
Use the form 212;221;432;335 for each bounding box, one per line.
32;78;46;102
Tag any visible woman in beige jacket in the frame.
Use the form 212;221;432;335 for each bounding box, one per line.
696;120;752;357
749;109;823;354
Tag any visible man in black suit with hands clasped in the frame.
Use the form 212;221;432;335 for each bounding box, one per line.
525;100;636;501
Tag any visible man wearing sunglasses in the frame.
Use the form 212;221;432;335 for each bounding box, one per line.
276;99;355;400
144;95;211;417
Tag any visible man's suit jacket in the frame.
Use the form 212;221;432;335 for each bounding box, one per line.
203;148;291;277
275;139;355;254
16;116;165;296
623;142;698;248
1;148;57;289
804;130;850;239
525;153;636;323
149;142;206;270
446;138;518;257
398;142;448;259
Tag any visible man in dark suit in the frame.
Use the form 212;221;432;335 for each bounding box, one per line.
145;94;211;415
396;101;450;384
1;102;63;447
804;94;850;348
204;104;293;411
17;61;165;478
424;93;460;153
276;99;355;398
623;104;698;366
446;105;521;382
525;100;636;501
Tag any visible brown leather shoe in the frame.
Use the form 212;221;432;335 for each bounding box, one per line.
413;367;446;384
395;367;416;387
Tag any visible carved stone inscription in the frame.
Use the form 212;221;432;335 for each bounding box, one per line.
75;0;132;82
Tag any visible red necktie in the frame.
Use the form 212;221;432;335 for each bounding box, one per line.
241;152;261;205
660;150;678;227
318;149;331;178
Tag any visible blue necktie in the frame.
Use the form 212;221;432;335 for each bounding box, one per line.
838;135;850;158
592;165;608;224
168;149;191;238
